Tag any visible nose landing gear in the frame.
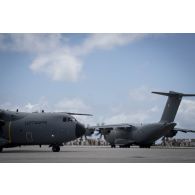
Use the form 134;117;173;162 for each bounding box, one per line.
52;145;60;152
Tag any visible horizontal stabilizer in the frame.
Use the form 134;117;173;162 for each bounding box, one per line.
152;91;195;97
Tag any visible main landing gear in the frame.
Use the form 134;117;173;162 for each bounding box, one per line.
139;145;152;148
111;144;131;148
119;145;130;148
52;145;60;152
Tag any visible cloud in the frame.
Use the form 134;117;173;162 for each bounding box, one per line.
0;102;13;110
54;98;90;113
104;112;149;124
24;97;49;112
30;50;82;81
104;104;160;125
129;86;158;102
0;34;65;53
0;33;148;82
25;103;37;110
0;97;49;113
1;96;90;114
77;33;147;54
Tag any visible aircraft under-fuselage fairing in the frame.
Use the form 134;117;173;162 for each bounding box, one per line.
86;91;195;148
0;110;91;152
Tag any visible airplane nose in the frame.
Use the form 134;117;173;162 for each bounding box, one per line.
75;122;86;138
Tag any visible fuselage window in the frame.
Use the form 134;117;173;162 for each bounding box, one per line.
63;117;67;122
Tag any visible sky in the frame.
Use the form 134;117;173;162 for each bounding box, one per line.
1;33;195;139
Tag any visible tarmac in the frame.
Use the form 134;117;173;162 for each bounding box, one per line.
1;146;195;163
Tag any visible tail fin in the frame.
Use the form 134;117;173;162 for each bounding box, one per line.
152;91;195;123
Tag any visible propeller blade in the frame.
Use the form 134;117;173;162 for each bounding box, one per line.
66;112;93;116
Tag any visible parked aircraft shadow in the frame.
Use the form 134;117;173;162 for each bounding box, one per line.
2;150;86;153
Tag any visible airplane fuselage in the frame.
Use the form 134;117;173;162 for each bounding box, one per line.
104;122;176;147
0;110;86;152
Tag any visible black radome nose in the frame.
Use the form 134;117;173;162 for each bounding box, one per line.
75;122;86;138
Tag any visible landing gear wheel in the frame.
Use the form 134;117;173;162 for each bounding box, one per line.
0;147;3;153
139;145;151;148
111;144;116;148
120;145;130;148
52;146;60;152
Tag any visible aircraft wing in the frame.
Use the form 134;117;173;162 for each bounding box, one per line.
174;128;195;133
86;124;133;136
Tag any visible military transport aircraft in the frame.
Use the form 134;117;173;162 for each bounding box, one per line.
86;91;195;148
0;110;91;152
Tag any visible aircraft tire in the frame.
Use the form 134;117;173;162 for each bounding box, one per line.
111;144;116;148
52;146;60;152
120;145;130;148
0;147;3;153
139;145;151;148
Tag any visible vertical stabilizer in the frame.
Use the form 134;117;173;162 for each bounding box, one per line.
152;91;195;123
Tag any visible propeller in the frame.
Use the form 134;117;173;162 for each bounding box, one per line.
94;129;103;140
66;112;93;116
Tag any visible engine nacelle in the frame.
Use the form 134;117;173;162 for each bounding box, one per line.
165;130;178;138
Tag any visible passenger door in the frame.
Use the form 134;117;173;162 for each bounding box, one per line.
26;131;33;143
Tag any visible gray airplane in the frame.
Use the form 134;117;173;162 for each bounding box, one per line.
87;91;195;148
0;110;90;152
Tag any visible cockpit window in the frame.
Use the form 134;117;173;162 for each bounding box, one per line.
63;117;73;122
68;118;73;122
